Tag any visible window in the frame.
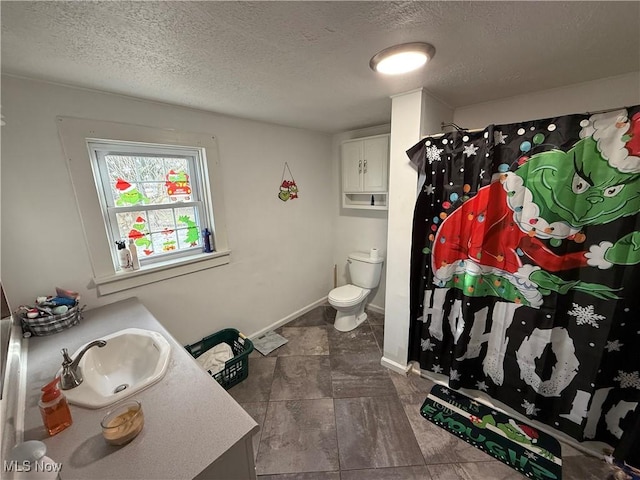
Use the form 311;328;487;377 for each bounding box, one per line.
57;117;230;296
88;141;213;268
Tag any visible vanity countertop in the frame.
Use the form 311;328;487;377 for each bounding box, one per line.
21;297;258;479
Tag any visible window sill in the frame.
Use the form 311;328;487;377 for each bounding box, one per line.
93;250;231;296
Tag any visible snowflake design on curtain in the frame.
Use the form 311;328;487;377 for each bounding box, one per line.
522;400;541;416
463;144;479;157
605;340;624;352
614;371;640;389
567;303;605;328
476;380;488;391
421;338;435;351
432;364;443;374
450;369;461;381
494;131;508;145
426;145;444;164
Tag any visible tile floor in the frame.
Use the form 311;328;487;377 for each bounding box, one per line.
228;305;613;480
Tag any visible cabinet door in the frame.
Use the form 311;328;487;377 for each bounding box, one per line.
342;141;363;192
363;136;388;192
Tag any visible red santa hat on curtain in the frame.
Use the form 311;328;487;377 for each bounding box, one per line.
115;178;135;193
579;109;640;174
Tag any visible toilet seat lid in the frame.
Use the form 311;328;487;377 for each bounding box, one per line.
329;285;367;305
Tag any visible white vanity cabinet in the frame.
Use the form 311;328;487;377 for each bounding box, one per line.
19;298;258;480
341;134;389;210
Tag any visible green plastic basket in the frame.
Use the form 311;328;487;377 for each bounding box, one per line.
185;328;254;390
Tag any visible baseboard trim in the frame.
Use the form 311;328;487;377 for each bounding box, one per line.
380;356;411;375
366;303;385;315
249;297;328;340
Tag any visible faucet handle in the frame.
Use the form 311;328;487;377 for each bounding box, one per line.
61;348;73;365
60;348;80;390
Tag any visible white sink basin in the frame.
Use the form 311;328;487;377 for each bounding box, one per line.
60;328;171;409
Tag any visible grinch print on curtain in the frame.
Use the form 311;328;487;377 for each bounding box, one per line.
407;107;640;450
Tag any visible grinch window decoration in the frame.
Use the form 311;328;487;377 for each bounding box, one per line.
115;208;201;258
178;215;200;246
128;215;153;256
98;147;209;264
115;178;150;206
165;169;192;202
278;162;299;201
160;228;177;252
407;107;640;453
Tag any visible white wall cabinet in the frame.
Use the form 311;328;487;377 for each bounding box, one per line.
341;134;389;210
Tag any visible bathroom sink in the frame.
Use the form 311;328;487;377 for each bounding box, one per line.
60;328;171;409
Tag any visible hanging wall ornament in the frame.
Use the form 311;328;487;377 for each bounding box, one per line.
278;162;299;201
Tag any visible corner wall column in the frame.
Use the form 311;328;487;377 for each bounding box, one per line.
381;89;452;374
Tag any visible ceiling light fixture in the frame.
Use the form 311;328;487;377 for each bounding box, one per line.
369;42;436;75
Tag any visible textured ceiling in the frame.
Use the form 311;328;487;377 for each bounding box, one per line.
2;1;639;133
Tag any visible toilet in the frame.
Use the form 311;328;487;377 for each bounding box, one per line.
329;251;384;332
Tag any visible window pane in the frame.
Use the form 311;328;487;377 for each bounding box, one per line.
163;157;189;175
141;182;170;205
136;157;166;182
115;206;204;260
105;155;193;206
148;209;176;232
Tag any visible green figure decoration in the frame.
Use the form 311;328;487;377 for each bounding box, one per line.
115;178;149;206
178;215;199;246
430;109;640;307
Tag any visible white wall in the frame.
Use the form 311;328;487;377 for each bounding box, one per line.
382;72;640;372
454;72;640;128
1;76;334;345
331;124;390;309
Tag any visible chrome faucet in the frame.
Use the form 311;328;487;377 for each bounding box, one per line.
59;340;107;390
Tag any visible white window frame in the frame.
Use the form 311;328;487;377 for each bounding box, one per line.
88;140;213;267
57;117;230;296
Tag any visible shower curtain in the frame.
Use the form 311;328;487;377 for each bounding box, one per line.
407;107;640;454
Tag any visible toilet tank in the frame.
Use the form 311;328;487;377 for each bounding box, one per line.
347;252;384;289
